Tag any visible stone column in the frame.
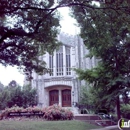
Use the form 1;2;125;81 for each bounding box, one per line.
70;47;73;75
53;50;56;76
71;47;76;75
59;89;62;106
72;80;75;107
63;45;66;76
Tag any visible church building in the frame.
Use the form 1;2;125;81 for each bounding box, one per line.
30;32;97;108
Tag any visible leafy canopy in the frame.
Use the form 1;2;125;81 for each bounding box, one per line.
0;0;61;78
1;0;130;78
72;0;130;118
0;84;37;109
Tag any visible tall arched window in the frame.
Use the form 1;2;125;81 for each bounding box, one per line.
49;45;71;76
49;55;53;76
56;46;63;76
66;47;71;75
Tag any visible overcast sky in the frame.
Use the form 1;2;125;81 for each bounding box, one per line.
0;7;79;86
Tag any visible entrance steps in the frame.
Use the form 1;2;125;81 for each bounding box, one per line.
74;114;116;127
74;114;102;120
64;108;117;127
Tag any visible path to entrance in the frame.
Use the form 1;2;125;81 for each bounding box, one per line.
90;125;119;130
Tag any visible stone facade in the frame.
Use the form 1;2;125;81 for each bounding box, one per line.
30;32;97;108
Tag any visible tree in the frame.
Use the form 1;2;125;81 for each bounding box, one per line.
72;1;130;120
0;0;61;78
80;86;115;113
1;0;130;79
22;85;37;107
0;84;37;109
7;86;23;107
8;80;17;88
0;82;4;92
0;87;10;109
1;1;130;110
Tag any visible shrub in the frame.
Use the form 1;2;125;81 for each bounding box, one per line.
0;106;24;119
0;106;44;119
43;105;73;120
0;105;74;121
121;104;130;119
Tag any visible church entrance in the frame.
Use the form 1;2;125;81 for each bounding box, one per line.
62;89;71;107
49;90;59;106
48;86;72;107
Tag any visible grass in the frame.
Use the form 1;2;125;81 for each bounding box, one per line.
0;120;102;130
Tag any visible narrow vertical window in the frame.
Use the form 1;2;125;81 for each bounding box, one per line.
49;55;53;76
56;46;63;76
66;47;71;75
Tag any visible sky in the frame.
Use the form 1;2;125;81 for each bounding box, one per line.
58;7;79;34
0;65;24;86
0;7;79;86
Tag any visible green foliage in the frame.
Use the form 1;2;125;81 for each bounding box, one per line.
7;86;23;107
22;85;37;108
0;82;4;92
72;1;130;119
0;0;61;78
1;1;130;78
80;87;93;106
80;86;115;113
0;88;10;109
0;85;37;110
121;104;130;119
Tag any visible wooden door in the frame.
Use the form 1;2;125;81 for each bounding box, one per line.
49;90;59;106
62;89;71;107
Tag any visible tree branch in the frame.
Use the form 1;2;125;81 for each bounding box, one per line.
0;27;34;44
0;1;129;45
0;41;19;52
1;1;130;14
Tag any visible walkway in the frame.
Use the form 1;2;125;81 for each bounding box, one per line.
90;125;119;130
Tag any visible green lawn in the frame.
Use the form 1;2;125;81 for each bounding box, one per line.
0;120;102;130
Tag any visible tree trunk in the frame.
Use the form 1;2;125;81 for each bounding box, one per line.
116;96;121;120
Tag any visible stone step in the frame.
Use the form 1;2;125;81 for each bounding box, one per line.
74;114;102;120
74;114;117;127
94;120;116;127
75;119;116;126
